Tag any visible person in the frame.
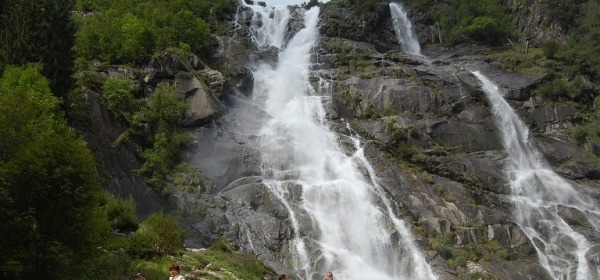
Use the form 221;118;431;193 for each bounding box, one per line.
278;274;288;280
324;271;333;280
133;272;145;280
169;263;186;280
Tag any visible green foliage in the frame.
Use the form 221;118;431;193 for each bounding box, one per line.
128;233;160;259
461;16;503;43
212;0;237;21
571;121;600;145
197;240;276;280
385;130;417;161
542;41;561;59
102;77;139;122
171;9;210;56
534;75;596;103
347;0;378;14
171;163;212;194
138;83;190;193
82;251;133;280
135;212;185;256
427;0;516;45
305;0;320;9
82;245;275;279
74;0;227;63
535;78;569;100
0;65;110;278
105;195;139;233
0;0;76;99
119;13;155;62
428;234;476;268
547;0;586;30
147;83;189;125
572;0;600;79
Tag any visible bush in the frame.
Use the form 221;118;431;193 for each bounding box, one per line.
82;251;133;280
542;41;560;59
140;83;189;192
102;77;138;122
462;16;503;43
135;213;185;256
535;78;569;100
128;233;159;259
431;0;517;45
571;121;600;145
74;0;216;63
105;195;139;233
118;13;155;62
146;83;188;126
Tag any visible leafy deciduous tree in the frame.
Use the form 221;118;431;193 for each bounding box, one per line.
0;65;110;278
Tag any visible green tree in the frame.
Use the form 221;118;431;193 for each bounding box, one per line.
118;13;155;62
105;195;139;233
134;212;184;256
0;0;76;100
431;0;516;45
102;77;139;122
0;65;110;278
134;83;188;193
171;9;210;55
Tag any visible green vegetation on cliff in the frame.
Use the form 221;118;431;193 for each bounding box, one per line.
74;0;235;64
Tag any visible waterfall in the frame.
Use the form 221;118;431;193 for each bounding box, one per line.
389;2;421;55
245;2;291;49
473;71;600;280
245;3;438;280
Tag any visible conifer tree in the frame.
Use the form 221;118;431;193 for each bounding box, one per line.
0;0;76;100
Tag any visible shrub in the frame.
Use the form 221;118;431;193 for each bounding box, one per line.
542;41;560;59
118;13;155;62
171;163;212;194
535;78;569;100
462;16;503;43
135;212;185;256
82;251;132;280
102;77;138;122
128;233;159;259
105;195;139;233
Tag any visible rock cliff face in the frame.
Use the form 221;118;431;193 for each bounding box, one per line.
81;50;228;219
91;0;599;279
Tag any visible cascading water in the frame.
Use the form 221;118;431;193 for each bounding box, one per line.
473;71;600;280
389;2;421;56
244;2;437;279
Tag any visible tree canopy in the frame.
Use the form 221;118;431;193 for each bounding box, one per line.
0;0;76;100
0;65;110;278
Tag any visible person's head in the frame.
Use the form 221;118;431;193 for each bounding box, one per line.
169;263;181;277
326;271;333;279
278;274;287;280
133;272;145;280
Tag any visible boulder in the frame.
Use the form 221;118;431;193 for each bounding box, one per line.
176;76;225;127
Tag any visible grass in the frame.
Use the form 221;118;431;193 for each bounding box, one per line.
88;239;275;280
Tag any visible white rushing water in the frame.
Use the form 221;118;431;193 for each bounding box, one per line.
245;3;437;280
389;2;421;56
473;71;600;280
